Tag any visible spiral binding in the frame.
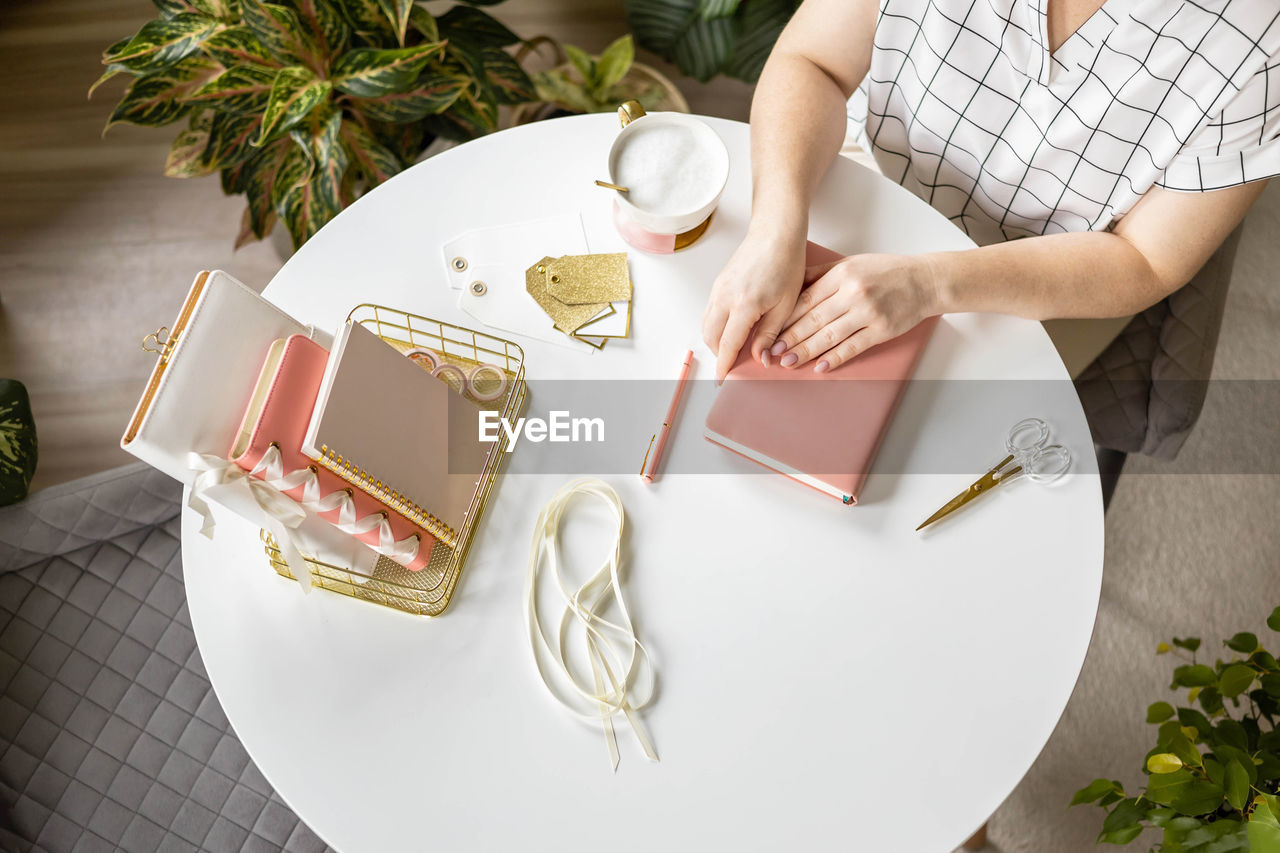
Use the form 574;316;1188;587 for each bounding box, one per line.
315;444;459;548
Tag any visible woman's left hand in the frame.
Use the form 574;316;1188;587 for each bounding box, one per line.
771;252;943;372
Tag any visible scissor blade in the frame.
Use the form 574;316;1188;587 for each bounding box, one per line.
916;486;974;531
916;455;1017;531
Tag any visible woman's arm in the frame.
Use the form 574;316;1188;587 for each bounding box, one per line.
769;181;1267;372
701;0;879;380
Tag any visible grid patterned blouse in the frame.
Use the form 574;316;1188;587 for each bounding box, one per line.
846;0;1280;246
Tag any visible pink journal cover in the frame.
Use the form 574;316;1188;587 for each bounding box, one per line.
230;334;435;571
704;243;937;504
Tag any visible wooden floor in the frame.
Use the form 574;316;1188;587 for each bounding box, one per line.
0;0;752;492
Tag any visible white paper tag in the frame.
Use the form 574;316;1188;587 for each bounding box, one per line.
444;214;597;352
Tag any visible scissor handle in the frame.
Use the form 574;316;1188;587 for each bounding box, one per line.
1023;443;1072;484
1006;417;1050;456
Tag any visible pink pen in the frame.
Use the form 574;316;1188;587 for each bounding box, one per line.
640;349;695;484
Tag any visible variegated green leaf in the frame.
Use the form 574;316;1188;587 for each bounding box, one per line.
279;109;347;248
270;137;315;211
425;87;497;141
532;69;601;114
722;0;797;82
365;118;425;163
236;204;274;248
187;65;276;113
408;6;438;41
337;0;395;41
156;0;240;20
347;71;468;122
697;0;740;17
255;66;330;144
200;26;279;67
436;6;518;48
220;158;250;194
164;127;216;176
671;15;736;82
102;36;133;63
241;0;322;70
112;13;222;73
479;47;535;105
338;119;402;186
279;0;349;60
105;56;221;129
240;137;292;237
189;107;215;130
88;64;130;99
204;110;265;167
332;42;445;98
375;0;413;46
0;379;38;507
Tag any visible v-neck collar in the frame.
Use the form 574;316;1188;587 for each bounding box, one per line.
1023;0;1142;85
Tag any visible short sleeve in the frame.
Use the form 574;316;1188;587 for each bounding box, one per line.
1157;55;1280;192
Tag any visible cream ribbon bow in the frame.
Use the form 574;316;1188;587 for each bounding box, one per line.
187;450;313;591
524;478;657;770
188;449;424;581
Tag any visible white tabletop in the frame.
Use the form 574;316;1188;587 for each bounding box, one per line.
182;114;1103;852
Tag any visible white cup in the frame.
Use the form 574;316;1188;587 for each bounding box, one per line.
606;101;729;253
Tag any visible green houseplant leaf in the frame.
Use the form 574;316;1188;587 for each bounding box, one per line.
255;66;330;143
95;0;540;251
187;65;278;114
241;0;323;70
1075;609;1280;850
331;42;446;98
112;13;222;73
0;379;38;507
627;0;799;83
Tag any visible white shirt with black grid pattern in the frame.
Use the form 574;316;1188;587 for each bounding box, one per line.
845;0;1280;246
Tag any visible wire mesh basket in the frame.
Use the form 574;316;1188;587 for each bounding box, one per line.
262;304;526;616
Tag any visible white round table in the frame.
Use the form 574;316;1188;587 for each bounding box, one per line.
182;114;1104;852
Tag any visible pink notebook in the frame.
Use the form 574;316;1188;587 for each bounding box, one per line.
704;243;937;504
228;334;435;571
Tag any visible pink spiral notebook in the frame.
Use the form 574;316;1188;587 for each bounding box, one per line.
704;243;937;504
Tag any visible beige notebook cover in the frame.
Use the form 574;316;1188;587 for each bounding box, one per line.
302;320;489;547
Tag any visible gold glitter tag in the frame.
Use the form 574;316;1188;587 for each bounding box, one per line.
544;253;632;304
525;256;613;334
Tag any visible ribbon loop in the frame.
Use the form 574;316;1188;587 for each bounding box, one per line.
524;479;657;770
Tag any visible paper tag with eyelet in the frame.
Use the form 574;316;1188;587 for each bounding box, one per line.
441;214;588;290
457;263;596;352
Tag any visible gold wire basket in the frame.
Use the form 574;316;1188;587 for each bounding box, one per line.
262;304;526;616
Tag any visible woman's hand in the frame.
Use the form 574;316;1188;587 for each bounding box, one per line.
771;253;942;372
702;229;808;380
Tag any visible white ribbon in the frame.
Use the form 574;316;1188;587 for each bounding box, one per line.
187;448;424;586
187;450;312;592
524;478;657;770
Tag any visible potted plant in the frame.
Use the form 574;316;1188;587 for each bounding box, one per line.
1072;606;1280;850
626;0;800;83
512;34;687;124
93;0;537;251
0;379;38;506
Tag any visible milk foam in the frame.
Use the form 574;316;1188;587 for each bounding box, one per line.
613;124;722;217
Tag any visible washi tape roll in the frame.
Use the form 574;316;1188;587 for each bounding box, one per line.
467;363;508;402
403;347;441;371
431;362;468;394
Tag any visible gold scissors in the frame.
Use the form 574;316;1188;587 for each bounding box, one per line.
916;417;1072;531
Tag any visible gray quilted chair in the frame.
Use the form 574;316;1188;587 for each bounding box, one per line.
1074;223;1245;507
0;463;333;852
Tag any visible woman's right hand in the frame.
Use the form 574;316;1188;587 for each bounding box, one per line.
701;226;808;380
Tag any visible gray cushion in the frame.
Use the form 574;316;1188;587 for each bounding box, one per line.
0;465;332;852
1075;224;1243;459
